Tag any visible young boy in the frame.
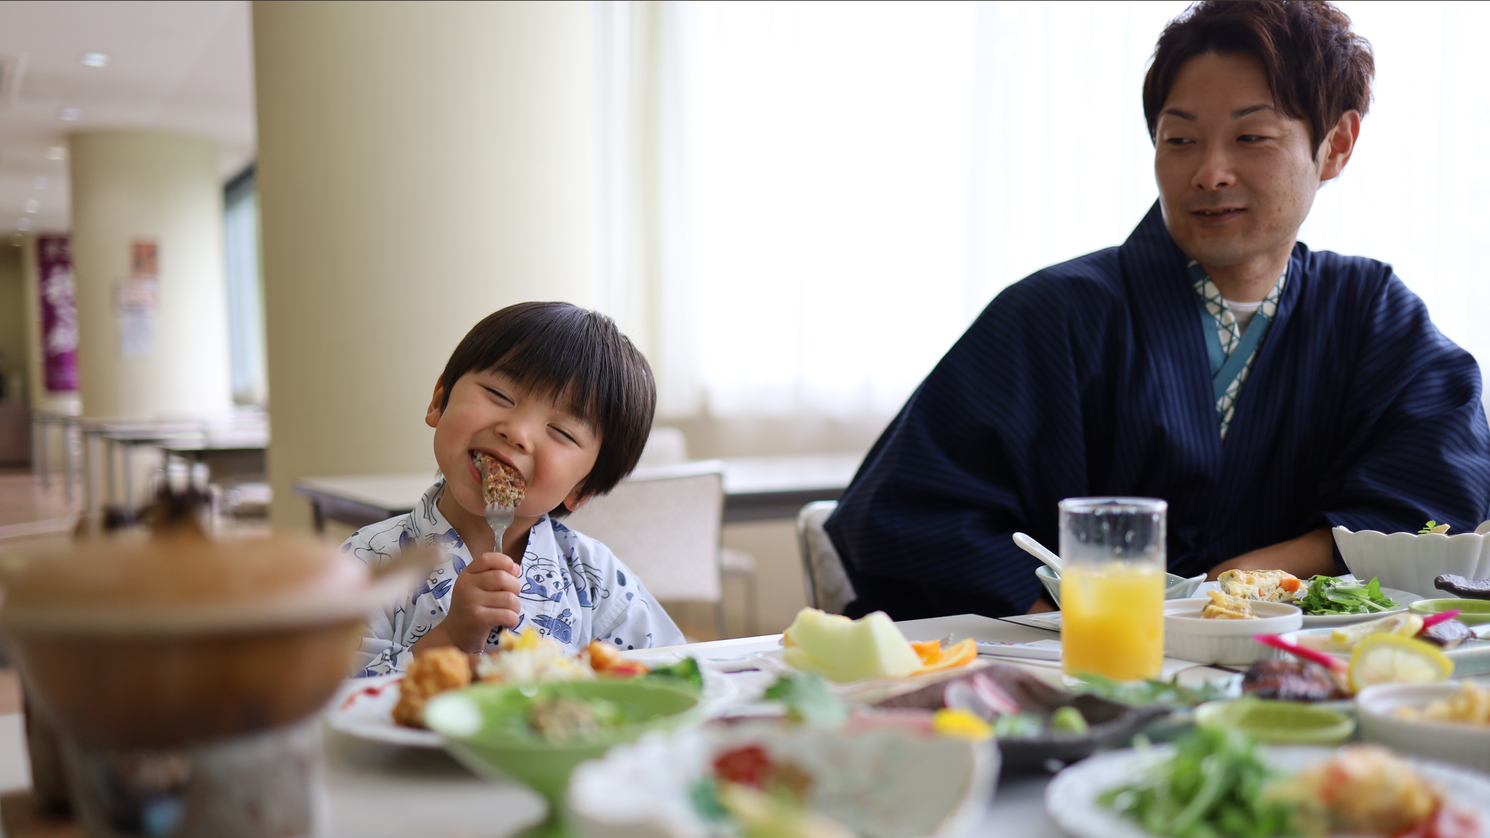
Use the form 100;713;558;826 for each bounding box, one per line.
346;302;686;676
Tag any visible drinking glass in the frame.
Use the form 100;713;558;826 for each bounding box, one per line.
1059;497;1167;681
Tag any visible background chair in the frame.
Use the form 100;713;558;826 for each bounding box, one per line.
796;500;857;614
563;459;733;639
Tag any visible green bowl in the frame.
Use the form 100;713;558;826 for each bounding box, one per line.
425;679;701;804
1409;598;1490;626
1194;698;1354;745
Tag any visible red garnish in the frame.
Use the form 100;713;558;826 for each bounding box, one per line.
1394;805;1480;838
340;677;401;711
1280;577;1303;592
1254;634;1349;673
712;745;774;788
1418;610;1462;630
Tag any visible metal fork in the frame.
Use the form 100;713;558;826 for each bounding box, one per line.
486;502;517;557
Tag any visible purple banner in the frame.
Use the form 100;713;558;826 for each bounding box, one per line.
36;235;78;392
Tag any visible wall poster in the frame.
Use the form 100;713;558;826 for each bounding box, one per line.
35;235;78;392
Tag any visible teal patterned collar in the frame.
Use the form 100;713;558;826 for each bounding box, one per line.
1188;261;1287;441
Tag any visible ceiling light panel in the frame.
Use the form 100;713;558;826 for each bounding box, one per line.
80;52;110;68
59;107;81;121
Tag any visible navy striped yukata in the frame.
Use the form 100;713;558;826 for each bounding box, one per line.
826;202;1490;620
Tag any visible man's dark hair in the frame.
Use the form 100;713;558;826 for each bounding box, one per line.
1144;1;1374;151
438;301;655;515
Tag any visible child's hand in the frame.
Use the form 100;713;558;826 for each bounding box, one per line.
438;551;524;653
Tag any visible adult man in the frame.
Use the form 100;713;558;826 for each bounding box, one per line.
826;1;1490;619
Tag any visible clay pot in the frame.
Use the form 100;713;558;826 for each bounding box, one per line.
0;529;430;750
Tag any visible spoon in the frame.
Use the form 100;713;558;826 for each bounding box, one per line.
1013;532;1062;575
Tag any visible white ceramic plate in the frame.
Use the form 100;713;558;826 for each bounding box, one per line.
1194;579;1422;628
323;667;747;747
1046;744;1490;838
1281;627;1490;677
324;674;442;748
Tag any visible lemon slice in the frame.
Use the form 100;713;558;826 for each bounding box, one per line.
1348;634;1454;692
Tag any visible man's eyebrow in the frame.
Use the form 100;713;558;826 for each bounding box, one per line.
1231;104;1275;119
1160;107;1197;121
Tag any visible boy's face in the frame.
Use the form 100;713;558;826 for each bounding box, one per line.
426;370;601;521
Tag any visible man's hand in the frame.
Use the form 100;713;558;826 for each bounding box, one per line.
414;552;523;654
1206;527;1335;581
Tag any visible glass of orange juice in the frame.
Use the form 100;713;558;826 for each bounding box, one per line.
1059;497;1167;681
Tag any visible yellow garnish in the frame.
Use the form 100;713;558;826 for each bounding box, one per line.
1348;634;1454;693
932;708;992;741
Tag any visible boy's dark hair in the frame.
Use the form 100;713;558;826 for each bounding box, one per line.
1144;1;1374;151
439;302;656;515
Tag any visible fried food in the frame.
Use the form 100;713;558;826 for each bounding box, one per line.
1396;681;1490;726
1200;590;1256;619
1282;745;1443;836
393;645;472;728
474;452;526;508
1217;569;1301;603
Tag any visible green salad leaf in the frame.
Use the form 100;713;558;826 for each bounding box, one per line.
1073;674;1233;708
1098;728;1297;838
764;673;848;729
1294;575;1396;616
647;657;705;689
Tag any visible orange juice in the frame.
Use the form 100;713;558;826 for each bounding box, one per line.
1061;562;1165;680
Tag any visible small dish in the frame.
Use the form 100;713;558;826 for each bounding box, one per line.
1333;526;1490;598
1163;598;1301;665
1356;682;1490;773
1410;598;1490;626
1193;698;1354;745
1035;566;1205;608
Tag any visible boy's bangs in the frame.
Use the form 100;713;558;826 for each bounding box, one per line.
490;331;608;430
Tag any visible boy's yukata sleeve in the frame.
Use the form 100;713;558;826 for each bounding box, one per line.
342;520;423;677
581;542;686;650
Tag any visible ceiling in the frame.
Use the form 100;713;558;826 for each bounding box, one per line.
0;0;255;234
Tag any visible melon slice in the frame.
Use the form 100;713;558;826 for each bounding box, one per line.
781;608;922;682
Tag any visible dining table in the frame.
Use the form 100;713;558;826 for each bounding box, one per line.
0;613;1240;838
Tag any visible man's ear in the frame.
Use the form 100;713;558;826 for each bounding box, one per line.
425;379;445;429
1318;109;1361;183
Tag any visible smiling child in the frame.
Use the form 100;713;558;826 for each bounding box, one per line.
346;302;685;676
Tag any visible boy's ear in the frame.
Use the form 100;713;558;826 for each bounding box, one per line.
562;484;594;513
425;379;445;429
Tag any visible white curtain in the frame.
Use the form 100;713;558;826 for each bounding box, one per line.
613;0;1490;418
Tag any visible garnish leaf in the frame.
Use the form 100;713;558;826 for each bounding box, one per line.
763;673;848;729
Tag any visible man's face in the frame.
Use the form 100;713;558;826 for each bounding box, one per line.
1154;52;1327;270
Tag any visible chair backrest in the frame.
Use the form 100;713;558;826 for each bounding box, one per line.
796;500;857;614
636;425;689;468
562;460;725;602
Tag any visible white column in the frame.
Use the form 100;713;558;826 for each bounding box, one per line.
252;1;597;529
68;130;233;420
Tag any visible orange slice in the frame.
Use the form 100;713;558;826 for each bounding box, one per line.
913;638;978;673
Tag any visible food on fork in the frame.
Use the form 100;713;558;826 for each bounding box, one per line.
1200;590;1256;619
474;451;525;507
1435;573;1490;600
1217;569;1301;603
393;646;472;728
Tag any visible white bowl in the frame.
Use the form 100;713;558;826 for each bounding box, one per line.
1356;682;1490;773
569;718;997;838
1163;598;1302;665
1333;526;1490;598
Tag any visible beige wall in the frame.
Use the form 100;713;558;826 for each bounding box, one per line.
253;1;597;530
69;130;233;420
0;246;24;403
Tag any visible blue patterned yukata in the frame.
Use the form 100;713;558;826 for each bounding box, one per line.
346;479;685;676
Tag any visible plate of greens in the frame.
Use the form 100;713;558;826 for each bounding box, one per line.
1295;575;1421;627
1046;729;1490;838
